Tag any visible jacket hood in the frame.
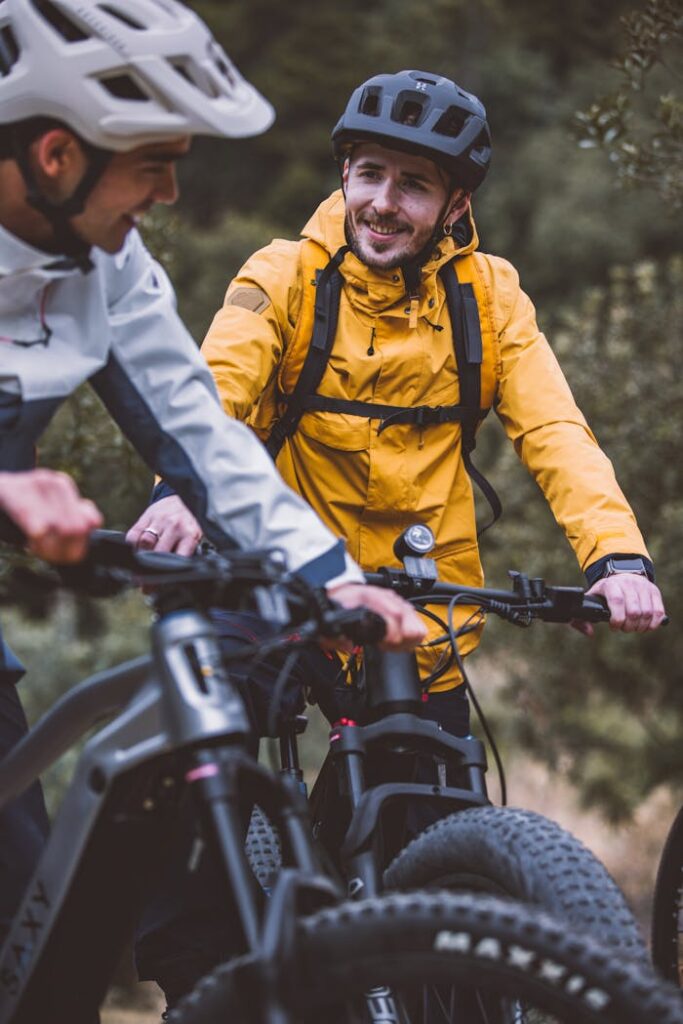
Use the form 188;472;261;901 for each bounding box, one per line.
300;190;480;319
301;188;480;279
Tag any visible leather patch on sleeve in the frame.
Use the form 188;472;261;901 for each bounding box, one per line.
226;286;271;315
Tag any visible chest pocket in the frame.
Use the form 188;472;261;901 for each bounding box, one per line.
297;409;372;452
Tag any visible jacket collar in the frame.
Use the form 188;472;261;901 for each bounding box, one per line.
0;220;84;278
301;190;480;318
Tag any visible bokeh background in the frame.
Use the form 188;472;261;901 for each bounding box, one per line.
1;0;680;1017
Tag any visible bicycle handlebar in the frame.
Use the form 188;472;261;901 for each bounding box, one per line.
0;529;387;646
363;567;611;626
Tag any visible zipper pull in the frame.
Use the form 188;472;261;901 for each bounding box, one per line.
423;317;443;332
367;327;376;356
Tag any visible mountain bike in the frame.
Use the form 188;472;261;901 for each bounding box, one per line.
652;803;683;985
0;530;383;1023
244;525;649;972
0;530;678;1024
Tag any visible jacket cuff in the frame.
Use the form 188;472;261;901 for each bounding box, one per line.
0;625;25;685
585;553;655;586
294;540;364;588
151;479;176;504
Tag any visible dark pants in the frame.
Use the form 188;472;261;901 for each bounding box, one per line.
0;633;50;948
135;612;470;1008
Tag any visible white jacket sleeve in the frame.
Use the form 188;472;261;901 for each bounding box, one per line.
93;233;362;587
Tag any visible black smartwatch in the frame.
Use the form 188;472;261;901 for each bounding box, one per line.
601;556;650;579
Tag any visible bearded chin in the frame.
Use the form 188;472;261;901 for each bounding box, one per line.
344;214;409;270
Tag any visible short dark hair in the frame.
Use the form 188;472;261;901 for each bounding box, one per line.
0;116;69;160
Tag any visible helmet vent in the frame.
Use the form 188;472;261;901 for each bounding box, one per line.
0;25;19;75
471;127;492;162
29;0;88;42
359;87;381;117
99;73;149;102
97;5;144;30
395;98;425;126
208;44;237;88
215;57;236;87
434;106;468;138
172;59;220;99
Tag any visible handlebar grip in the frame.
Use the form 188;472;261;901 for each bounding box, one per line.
347;609;387;645
581;594;669;627
580;594;611;623
0;520;131;563
319;606;387;645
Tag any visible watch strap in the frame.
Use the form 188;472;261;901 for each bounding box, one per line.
585;553;655;586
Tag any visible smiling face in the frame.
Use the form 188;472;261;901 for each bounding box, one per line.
70;137;191;253
343;142;469;270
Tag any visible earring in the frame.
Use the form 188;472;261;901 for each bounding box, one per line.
442;221;453;237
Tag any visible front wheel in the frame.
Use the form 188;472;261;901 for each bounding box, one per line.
384;807;647;962
651;803;683;983
167;890;681;1024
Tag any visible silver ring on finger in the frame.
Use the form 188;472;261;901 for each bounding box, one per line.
141;527;160;540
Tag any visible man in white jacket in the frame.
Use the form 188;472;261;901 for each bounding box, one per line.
0;1;423;1012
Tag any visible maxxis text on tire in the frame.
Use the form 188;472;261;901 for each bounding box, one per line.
167;891;683;1024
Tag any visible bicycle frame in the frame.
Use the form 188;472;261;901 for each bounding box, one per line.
288;647;491;900
0;607;338;1024
294;553;613;901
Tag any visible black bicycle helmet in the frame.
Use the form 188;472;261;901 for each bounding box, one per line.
332;70;491;192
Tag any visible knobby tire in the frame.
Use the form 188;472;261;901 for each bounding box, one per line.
652;803;683;984
167;891;682;1024
384;807;647;963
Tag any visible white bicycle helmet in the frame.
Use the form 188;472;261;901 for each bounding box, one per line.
0;0;274;147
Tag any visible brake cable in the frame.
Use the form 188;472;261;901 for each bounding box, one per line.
446;595;508;807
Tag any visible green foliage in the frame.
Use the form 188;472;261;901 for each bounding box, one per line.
576;0;683;206
140;207;289;343
4;591;150;815
37;385;151;529
476;256;683;820
168;0;680;310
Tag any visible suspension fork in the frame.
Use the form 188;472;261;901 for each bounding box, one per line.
328;720;382;899
278;716;308;797
186;747;263;953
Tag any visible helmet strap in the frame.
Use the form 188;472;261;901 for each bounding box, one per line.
11;129;112;273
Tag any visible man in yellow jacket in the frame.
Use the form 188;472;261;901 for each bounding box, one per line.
131;70;665;1002
137;69;665;674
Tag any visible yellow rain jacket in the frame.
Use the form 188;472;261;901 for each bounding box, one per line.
202;190;648;688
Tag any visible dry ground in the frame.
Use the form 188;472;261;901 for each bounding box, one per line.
102;1011;162;1024
102;983;163;1023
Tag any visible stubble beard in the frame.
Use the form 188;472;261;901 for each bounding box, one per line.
345;214;423;271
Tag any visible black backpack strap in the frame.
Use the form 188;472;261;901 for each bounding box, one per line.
266;245;349;460
265;245;501;535
440;260;502;534
299;394;473;426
